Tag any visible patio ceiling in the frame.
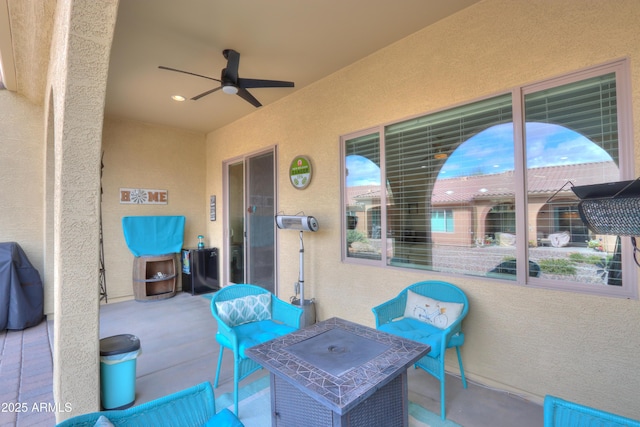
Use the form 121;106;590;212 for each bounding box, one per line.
0;0;481;133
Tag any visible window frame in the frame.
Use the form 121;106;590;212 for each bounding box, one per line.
341;127;383;262
340;59;637;299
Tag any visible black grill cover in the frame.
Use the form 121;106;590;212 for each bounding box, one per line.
0;242;44;331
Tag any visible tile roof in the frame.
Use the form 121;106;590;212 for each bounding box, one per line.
346;162;619;205
433;161;618;203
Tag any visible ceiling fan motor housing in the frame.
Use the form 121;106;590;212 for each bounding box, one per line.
221;67;239;94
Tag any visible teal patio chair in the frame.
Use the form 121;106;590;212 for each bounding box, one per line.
56;381;243;427
211;284;303;416
372;280;469;420
544;395;640;426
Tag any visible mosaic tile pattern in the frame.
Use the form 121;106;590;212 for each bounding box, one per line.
245;317;429;414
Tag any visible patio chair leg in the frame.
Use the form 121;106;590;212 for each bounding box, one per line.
233;357;240;416
440;374;446;420
214;347;224;388
456;346;467;388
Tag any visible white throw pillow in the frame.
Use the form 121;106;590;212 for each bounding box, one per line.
216;293;271;327
404;290;463;329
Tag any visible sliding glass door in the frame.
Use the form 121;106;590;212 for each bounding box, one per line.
227;161;245;284
225;148;276;292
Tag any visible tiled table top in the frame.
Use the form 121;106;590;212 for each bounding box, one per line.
246;317;429;414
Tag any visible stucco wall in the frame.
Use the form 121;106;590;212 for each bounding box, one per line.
204;0;640;419
0;91;44;273
46;0;120;419
101;117;207;301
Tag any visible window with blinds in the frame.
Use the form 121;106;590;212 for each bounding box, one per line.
340;60;634;297
385;94;513;273
523;71;623;287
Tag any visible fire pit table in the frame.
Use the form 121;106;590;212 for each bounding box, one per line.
245;317;430;427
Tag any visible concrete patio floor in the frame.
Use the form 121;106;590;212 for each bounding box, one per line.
1;291;543;426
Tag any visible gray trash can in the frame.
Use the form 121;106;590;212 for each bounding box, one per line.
99;334;141;410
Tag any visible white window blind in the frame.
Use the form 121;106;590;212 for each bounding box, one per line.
384;94;513;272
524;72;622;286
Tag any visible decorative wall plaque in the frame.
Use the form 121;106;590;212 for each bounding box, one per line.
289;155;312;189
120;188;168;204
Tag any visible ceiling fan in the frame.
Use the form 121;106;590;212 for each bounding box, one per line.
159;49;294;108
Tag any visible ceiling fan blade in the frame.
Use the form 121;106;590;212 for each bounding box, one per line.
191;86;221;101
222;49;240;83
238;78;295;89
236;87;262;108
158;66;221;82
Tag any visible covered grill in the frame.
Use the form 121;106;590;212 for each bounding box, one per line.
0;242;43;331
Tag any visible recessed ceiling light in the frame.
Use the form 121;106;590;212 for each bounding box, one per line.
479;188;488;193
171;95;186;102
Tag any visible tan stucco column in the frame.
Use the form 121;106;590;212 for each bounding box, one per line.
48;0;120;421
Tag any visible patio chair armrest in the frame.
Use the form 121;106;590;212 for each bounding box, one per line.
272;296;304;328
440;299;467;343
216;320;238;348
445;315;463;336
210;300;238;347
372;295;405;327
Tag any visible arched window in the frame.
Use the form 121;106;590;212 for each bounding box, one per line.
341;60;634;298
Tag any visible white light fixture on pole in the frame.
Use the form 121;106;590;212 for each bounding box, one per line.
275;214;318;326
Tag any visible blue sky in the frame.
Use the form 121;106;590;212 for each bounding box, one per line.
346;156;381;186
346;123;613;186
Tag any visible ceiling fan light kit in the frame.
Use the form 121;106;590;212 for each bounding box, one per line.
159;49;294;107
222;85;238;95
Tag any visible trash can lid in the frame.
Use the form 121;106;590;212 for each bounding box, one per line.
100;334;141;356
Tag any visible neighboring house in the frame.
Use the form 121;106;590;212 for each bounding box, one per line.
347;161;619;249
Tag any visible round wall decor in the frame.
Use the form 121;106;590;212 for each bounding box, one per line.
289;155;313;189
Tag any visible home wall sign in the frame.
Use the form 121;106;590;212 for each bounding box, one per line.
120;188;168;204
289;155;312;189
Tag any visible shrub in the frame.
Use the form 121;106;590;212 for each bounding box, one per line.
347;230;368;244
539;258;577;275
568;252;606;265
